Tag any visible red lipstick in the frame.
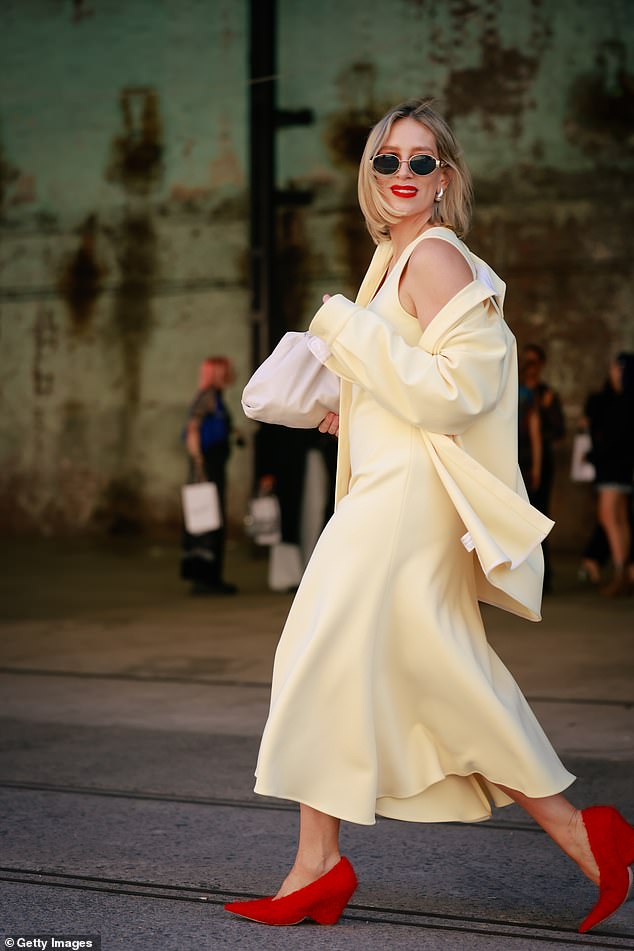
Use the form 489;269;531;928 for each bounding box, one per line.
390;185;418;198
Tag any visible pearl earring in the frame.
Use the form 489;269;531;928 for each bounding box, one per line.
434;186;444;202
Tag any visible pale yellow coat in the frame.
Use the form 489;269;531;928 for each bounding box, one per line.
254;227;574;825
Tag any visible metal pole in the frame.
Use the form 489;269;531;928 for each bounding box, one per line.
249;0;277;368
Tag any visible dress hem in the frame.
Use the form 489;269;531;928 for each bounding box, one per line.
253;768;576;828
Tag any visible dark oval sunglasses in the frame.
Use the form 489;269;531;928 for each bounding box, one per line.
371;153;446;176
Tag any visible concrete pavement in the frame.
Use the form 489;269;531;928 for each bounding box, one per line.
0;537;633;950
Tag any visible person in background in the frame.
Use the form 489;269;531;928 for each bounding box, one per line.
254;425;338;592
521;344;565;592
579;511;634;586
518;380;542;503
584;351;634;597
181;356;238;595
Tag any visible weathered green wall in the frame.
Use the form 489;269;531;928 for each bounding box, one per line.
0;0;250;533
1;0;633;546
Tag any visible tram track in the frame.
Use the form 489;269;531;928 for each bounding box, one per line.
2;670;633;946
0;665;631;707
0;779;541;833
1;865;632;947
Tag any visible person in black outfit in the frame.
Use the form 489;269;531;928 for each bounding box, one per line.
181;356;238;595
584;352;634;597
254;425;338;591
521;344;566;592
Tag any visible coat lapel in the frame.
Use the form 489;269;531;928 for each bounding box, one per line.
334;242;392;506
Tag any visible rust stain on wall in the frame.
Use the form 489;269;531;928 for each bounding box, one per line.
102;87;163;532
209;114;244;188
59;213;104;332
471;204;631;412
0;137;20;214
32;308;59;398
72;0;95;22
276;206;314;333
324;63;382;171
445;30;538;133
324;62;389;287
565;41;634;156
106;87;163;194
112;211;157;408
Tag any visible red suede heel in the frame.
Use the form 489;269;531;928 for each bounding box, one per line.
579;806;634;933
224;856;358;926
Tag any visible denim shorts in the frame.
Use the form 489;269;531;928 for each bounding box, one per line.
596;482;633;494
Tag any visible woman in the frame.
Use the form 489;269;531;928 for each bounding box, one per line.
254;424;339;591
181;355;237;595
584;352;634;597
518;379;542;498
225;100;634;932
521;343;565;593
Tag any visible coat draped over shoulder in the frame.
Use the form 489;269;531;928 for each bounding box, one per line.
309;241;553;622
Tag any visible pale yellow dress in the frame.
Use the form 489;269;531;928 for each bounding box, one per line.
253;227;575;825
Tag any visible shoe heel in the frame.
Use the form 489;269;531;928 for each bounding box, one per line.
310;888;355;925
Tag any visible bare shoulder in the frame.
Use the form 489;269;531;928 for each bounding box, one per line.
401;236;474;327
408;236;473;289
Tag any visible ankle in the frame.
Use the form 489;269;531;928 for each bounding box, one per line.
293;850;341;879
568;808;600;885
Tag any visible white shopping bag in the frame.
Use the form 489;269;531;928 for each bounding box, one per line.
570;433;596;483
244;495;282;545
181;482;222;534
269;542;304;592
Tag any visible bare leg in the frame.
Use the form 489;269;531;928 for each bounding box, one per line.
274;803;341;899
496;785;599;885
598;488;629;568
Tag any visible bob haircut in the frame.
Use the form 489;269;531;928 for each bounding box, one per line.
358;99;473;244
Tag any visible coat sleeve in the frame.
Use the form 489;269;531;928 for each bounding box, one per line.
308;293;509;435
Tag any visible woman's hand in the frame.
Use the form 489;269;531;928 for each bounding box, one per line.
318;412;339;437
322;294;331;304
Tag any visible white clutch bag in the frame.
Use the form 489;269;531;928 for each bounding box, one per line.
241;331;340;428
181;481;222;534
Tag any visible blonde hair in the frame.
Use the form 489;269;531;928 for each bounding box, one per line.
358;99;473;244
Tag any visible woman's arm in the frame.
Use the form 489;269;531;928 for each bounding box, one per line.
528;405;542;490
309;291;508;435
185;389;217;463
185;418;202;462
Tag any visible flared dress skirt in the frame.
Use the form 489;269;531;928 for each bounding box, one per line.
254;377;574;825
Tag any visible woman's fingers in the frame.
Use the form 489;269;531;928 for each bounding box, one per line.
318;413;333;432
322;293;331;304
318;412;339;436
